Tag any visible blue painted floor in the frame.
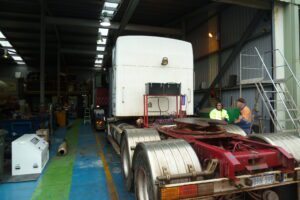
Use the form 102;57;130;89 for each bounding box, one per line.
0;120;135;200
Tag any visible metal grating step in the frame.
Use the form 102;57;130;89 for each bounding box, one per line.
268;99;292;103
264;91;285;93
276;118;300;122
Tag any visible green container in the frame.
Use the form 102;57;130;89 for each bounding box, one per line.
226;108;240;124
0;129;7;179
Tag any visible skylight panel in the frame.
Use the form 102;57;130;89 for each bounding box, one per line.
0;41;12;47
95;59;103;64
12;55;23;61
102;10;114;15
0;31;5;39
104;2;118;8
97;46;105;51
97;54;104;59
98;28;109;36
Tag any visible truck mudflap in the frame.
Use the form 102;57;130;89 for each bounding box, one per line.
159;168;300;200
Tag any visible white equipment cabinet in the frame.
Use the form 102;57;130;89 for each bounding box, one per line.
12;134;49;176
112;36;194;117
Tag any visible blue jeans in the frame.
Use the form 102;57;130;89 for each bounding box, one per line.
235;119;251;134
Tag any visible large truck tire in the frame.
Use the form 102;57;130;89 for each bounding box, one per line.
120;128;160;192
132;139;202;200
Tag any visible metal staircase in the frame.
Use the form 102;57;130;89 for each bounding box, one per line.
240;47;300;133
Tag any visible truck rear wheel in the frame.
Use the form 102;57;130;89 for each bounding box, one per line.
132;139;202;200
120;128;160;192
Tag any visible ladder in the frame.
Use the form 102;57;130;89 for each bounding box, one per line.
240;47;300;133
83;107;91;125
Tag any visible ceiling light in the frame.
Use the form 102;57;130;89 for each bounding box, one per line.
8;49;16;55
102;10;114;15
98;28;109;36
3;49;8;59
17;61;25;65
97;54;104;59
12;55;22;61
104;2;118;9
95;59;102;64
100;17;111;27
0;31;5;39
208;33;213;38
95;65;102;68
97;46;105;51
0;41;12;47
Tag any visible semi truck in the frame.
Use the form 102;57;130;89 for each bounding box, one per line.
106;36;300;200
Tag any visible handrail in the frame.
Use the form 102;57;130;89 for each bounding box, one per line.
255;47;298;129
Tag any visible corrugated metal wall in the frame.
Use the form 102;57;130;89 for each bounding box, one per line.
194;58;209;90
220;6;256;48
220;35;272;87
186;5;273;132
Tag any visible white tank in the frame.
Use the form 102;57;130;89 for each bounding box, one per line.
112;36;194;117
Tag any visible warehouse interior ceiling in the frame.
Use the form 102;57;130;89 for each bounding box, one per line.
0;0;230;71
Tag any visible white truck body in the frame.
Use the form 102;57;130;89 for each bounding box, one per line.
112;36;194;117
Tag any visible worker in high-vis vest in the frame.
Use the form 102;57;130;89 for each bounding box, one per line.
209;102;229;122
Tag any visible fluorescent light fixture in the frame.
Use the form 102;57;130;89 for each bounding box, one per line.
100;17;111;27
97;38;107;45
12;55;22;61
104;2;118;8
97;54;104;59
8;49;16;54
17;61;25;64
95;59;103;64
98;28;109;36
94;65;102;68
102;10;114;15
0;31;5;39
97;46;105;51
0;41;12;47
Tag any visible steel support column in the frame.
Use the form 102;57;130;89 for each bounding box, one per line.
272;1;300;129
116;0;140;37
57;45;61;102
283;2;300;107
40;0;46;108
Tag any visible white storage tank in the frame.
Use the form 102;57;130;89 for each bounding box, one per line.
111;36;194;117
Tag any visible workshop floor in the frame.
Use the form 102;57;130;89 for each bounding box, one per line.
0;119;135;200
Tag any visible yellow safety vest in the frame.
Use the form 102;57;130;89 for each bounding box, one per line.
209;108;229;121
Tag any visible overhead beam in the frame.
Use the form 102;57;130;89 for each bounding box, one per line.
187;5;229;33
0;19;40;29
167;2;220;26
46;17;182;35
0;15;182;35
116;0;141;36
60;48;107;55
40;0;46;107
197;10;266;109
213;0;271;10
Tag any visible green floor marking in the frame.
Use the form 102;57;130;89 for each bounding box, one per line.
31;119;80;200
